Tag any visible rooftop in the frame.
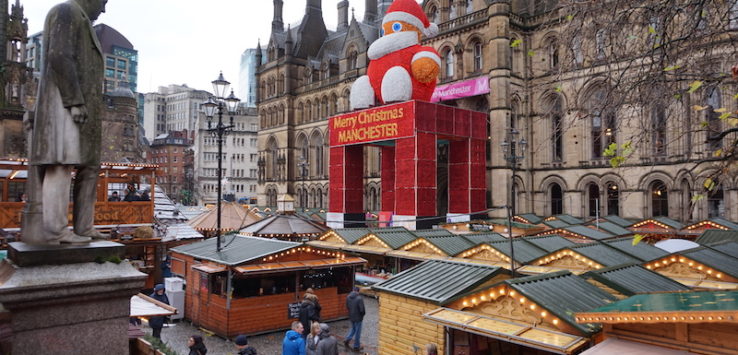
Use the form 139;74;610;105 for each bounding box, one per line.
170;235;300;266
584;264;689;296
373;260;508;305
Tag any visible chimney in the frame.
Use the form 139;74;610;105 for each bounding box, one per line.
364;0;377;23
272;0;284;31
337;0;349;32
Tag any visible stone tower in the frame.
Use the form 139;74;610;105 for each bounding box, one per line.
0;0;30;158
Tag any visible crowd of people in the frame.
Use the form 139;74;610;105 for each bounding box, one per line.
108;183;150;202
146;285;437;355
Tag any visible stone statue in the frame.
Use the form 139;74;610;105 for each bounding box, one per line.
22;0;108;244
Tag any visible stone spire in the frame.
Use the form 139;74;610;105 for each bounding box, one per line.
337;0;349;32
285;24;293;56
272;0;284;31
306;0;322;13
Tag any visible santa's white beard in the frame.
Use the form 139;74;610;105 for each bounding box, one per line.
368;31;420;60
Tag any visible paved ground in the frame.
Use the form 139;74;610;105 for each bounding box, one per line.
148;296;379;355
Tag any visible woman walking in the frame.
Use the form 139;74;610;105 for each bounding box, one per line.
187;335;207;355
306;322;321;355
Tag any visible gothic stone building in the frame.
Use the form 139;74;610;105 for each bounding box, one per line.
257;0;738;222
0;0;31;159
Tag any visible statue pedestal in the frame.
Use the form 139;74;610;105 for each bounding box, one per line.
0;243;146;354
8;241;125;267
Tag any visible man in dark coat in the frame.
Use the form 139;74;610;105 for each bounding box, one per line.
23;0;107;244
315;323;338;355
298;294;319;338
343;287;365;351
149;284;169;339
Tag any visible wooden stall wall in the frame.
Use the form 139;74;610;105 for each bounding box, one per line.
608;322;738;354
378;292;445;355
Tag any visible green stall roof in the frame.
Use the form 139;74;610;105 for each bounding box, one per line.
369;227;418;249
592;222;632;236
548;214;585;225
584;264;689;296
584;290;738;314
522;235;575;253
414;229;455;238
564;225;615;241
507;271;616;335
486;218;540;229
373;260;508;305
171;235;300;266
602;215;636;228
569;243;640;267
422;235;475;256
488;239;548;264
604;237;670;262
330;228;370;244
464;232;507;245
681;247;738;279
516;213;544;224
706;240;738;257
696;230;738;245
543;219;570;229
648;217;684;230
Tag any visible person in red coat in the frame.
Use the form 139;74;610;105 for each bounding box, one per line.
350;0;440;109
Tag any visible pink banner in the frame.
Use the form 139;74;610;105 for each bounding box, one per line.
431;76;489;103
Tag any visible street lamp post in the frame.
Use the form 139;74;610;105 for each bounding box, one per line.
297;156;309;209
202;72;240;252
500;128;527;277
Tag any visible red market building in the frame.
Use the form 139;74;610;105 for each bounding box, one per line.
327;101;488;230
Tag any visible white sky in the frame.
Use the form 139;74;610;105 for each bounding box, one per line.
22;0;367;95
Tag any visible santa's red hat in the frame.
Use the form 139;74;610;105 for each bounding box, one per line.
382;0;439;38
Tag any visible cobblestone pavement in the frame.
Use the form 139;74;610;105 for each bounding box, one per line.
148;296;379;355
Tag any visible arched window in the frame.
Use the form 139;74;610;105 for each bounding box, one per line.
310;132;324;178
427;5;439;23
651;180;669;217
680;180;691;222
473;41;483;72
321;97;328;120
587;183;600;217
317;188;324;209
707;182;724;218
267;138;279;180
329;93;338;116
548;38;559;71
550;96;564;162
550;183;563;215
572;34;583;66
652;103;667;156
305;100;312;122
443;48;455;79
595;29;606;60
588;87;616;159
731;2;738;29
466;0;473;14
606;182;620;216
297;102;304;124
347;49;358;70
706;87;722;151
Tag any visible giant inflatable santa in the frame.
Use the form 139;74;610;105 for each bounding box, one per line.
350;0;440;109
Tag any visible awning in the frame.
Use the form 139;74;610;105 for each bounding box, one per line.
130;293;177;317
234;257;366;274
580;338;690;354
341;244;391;255
192;264;227;273
424;308;588;355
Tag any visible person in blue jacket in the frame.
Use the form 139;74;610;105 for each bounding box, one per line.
149;284;169;339
282;321;306;355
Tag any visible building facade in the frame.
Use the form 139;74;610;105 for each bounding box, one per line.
142;84;210;142
94;24;138;94
195;106;260;205
256;0;738;222
150;130;192;202
256;0;392;210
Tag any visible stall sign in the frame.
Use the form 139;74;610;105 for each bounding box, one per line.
288;302;301;319
329;101;415;146
431;76;489;102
